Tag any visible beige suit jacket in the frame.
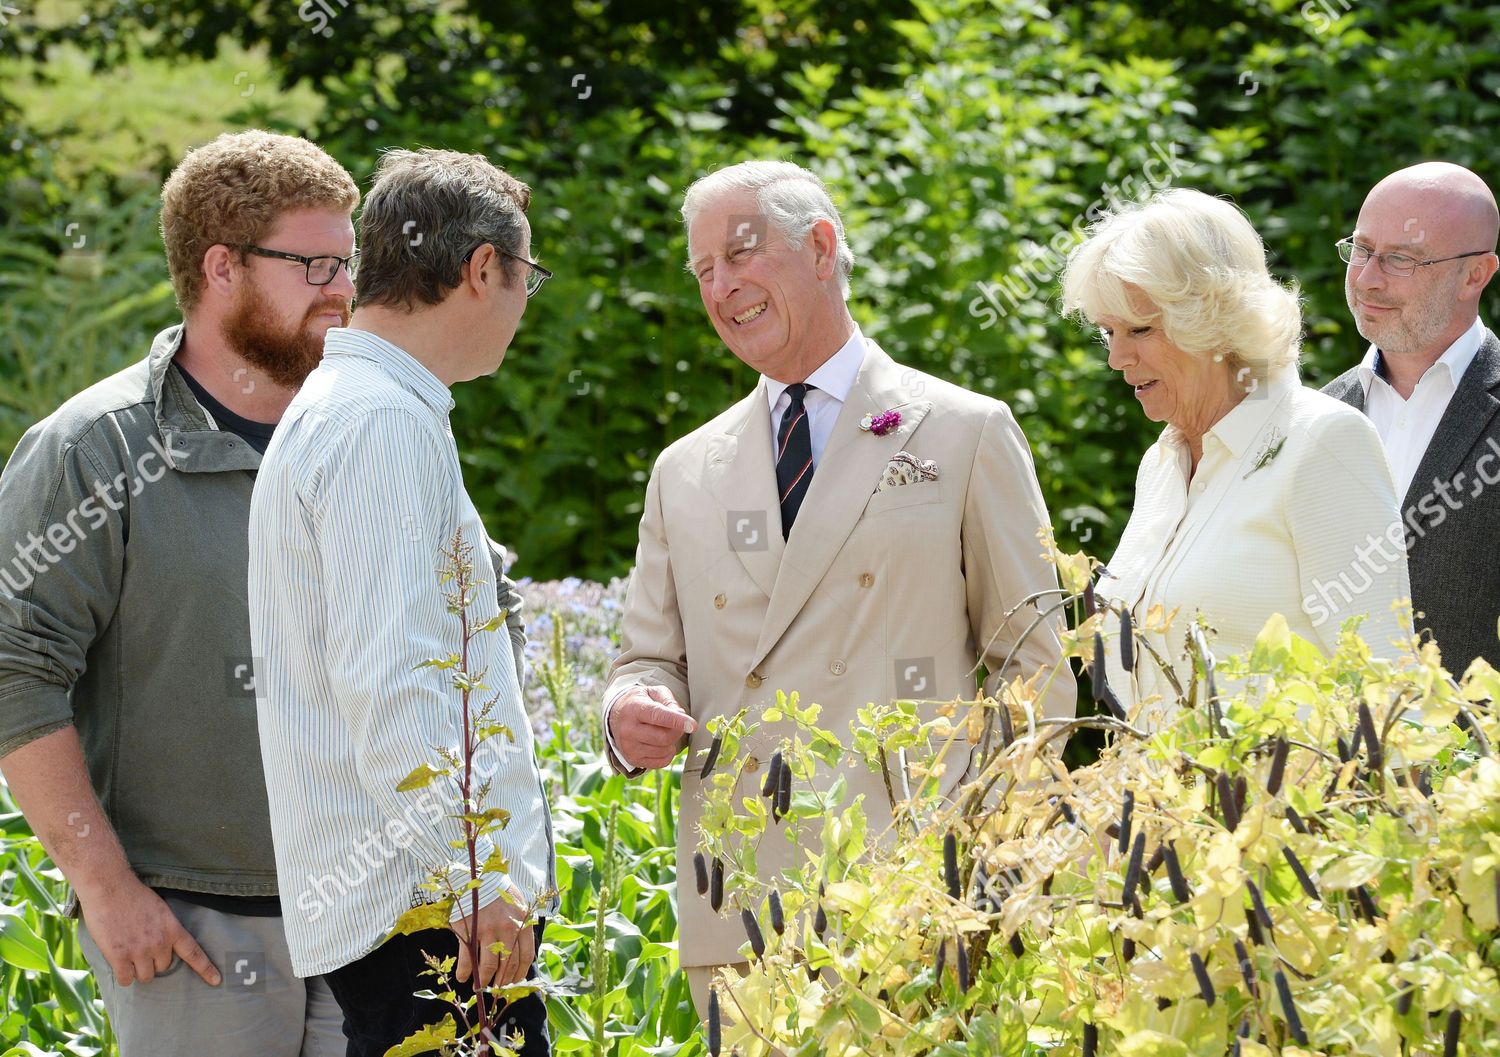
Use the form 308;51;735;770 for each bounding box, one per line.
604;341;1076;966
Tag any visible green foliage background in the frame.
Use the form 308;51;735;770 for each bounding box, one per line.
1;2;1499;1051
3;0;1499;580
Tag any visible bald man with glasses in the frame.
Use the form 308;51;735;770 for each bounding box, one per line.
1323;162;1500;673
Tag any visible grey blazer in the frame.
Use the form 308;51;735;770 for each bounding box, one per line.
1322;329;1500;674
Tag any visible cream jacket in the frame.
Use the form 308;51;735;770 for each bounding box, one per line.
1099;370;1412;724
604;340;1076;966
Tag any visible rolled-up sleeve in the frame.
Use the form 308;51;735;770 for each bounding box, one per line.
0;426;125;758
488;538;529;691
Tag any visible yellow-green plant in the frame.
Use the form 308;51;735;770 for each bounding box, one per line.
694;555;1500;1056
388;529;552;1057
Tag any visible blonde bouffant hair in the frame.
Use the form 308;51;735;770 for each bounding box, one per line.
1060;188;1302;382
160;130;359;313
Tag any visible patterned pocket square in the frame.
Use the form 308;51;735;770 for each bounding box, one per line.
875;450;941;492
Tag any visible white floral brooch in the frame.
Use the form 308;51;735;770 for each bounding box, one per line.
1243;427;1287;479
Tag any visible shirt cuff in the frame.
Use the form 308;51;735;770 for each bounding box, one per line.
602;689;642;773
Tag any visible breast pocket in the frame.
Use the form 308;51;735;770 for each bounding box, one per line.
864;480;943;515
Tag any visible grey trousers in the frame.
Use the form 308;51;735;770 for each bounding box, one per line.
78;895;345;1057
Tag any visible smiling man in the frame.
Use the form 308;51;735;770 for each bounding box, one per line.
1324;162;1500;672
601;160;1076;1018
0;131;357;1056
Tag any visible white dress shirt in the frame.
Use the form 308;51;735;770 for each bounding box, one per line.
764;326;866;466
1098;369;1412;724
1357;317;1485;499
604;327;868;770
248;328;556;977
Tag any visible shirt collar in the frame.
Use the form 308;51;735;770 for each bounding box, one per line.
1356;316;1485;396
322;327;455;414
1161;366;1299;461
764;326;866;412
147;323;210;433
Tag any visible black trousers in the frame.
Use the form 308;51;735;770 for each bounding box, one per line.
324;922;549;1057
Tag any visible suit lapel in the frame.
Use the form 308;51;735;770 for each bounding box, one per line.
1325;370;1367;413
751;344;932;667
1402;331;1500;512
706;383;784;598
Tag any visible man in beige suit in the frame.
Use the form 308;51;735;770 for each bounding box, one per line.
602;160;1076;1015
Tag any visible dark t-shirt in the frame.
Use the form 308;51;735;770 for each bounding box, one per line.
155;886;282;917
175;365;279;455
156;363;282;917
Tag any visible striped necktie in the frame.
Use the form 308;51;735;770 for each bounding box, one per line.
776;383;815;538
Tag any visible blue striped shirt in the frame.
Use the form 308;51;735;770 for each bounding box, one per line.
248;327;556;977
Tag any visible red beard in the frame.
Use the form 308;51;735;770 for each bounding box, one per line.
221;283;350;389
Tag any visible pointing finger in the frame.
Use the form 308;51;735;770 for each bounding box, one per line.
636;700;696;734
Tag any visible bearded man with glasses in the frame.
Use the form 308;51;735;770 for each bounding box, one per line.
1324;161;1500;672
0;130;364;1056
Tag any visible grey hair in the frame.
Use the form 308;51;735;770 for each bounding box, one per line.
355;147;531;311
682;160;855;299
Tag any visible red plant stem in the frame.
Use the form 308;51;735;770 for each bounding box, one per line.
457;549;490;1047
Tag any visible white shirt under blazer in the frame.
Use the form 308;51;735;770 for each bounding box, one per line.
1098;368;1413;721
1357;316;1485;499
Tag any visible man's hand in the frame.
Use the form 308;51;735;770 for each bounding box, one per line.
78;876;221;987
1;728;219;988
608;686;696;770
454;894;534;990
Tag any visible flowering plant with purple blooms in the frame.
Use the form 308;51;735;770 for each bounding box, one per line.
511;575;628;741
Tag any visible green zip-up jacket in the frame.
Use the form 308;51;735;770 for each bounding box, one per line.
0;324;528;898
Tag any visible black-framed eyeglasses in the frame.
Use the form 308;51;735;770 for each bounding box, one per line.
235;244;357;286
1336;237;1493;278
463;244;552;298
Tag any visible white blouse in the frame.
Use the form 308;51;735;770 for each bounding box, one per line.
1097;369;1413;724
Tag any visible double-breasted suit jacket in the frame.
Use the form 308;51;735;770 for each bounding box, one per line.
603;339;1076;967
1324;329;1500;673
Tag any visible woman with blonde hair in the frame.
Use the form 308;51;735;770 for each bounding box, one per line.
1061;188;1411;722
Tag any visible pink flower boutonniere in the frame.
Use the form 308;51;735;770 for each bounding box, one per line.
860;409;902;436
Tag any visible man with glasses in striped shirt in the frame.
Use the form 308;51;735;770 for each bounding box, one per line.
248;148;556;1056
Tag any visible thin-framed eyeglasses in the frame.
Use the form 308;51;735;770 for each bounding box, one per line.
1336;237;1492;278
463;244;552;298
234;244;357;286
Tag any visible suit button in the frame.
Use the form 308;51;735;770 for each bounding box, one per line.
714;593;727;609
859;573;875;588
830;660;847;676
745;672;763;688
744;754;760;773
